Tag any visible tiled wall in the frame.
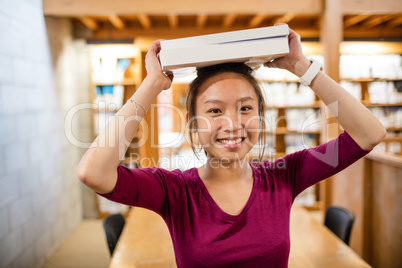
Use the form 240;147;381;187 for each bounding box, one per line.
0;0;92;267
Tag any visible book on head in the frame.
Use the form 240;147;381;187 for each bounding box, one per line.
160;24;290;74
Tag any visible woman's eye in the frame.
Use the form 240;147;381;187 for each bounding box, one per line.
209;108;221;114
240;106;252;112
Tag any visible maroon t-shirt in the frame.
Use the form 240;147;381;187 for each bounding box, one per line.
100;132;371;267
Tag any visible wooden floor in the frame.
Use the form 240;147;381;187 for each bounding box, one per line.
43;220;110;268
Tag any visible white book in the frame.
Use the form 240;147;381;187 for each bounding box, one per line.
160;25;289;72
161;24;289;50
160;36;289;72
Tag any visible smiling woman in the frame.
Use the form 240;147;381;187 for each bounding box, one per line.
186;63;266;162
77;26;386;267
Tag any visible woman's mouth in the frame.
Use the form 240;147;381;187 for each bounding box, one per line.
216;137;246;148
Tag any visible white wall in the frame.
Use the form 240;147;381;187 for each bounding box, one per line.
0;0;92;267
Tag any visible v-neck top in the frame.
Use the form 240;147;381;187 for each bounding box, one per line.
194;165;258;221
100;131;371;267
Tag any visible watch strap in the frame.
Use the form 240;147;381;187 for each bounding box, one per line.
299;59;323;86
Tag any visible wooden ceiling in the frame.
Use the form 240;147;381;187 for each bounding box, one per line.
43;0;402;41
69;13;402;41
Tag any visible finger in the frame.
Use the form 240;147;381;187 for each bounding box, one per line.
264;60;277;68
263;62;273;68
167;73;174;82
272;23;299;45
146;42;158;58
149;39;165;49
288;29;300;40
146;39;165;58
284;26;301;41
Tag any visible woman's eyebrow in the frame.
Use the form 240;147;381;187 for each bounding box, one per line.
204;99;223;105
204;96;255;105
238;96;255;102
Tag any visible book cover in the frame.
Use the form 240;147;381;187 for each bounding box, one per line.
160;25;289;72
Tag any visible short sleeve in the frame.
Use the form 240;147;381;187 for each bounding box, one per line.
98;165;181;217
271;131;372;199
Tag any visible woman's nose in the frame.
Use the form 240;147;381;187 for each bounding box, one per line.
221;115;241;131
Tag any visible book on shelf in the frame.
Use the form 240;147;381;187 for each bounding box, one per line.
160;24;289;73
93;85;124;108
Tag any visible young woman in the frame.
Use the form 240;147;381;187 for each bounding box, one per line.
78;26;386;267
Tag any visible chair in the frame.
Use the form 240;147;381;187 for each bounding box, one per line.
103;213;126;255
324;206;355;245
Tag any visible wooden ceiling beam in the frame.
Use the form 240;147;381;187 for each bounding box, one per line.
137;14;151;29
387;16;402;28
43;0;323;16
273;13;296;24
108;15;125;29
343;14;371;28
197;14;208;28
363;15;395;28
249;14;266;28
168;14;179;29
80;17;98;30
223;14;237;28
343;27;402;38
342;0;402;14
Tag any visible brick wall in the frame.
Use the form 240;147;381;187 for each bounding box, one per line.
0;0;92;267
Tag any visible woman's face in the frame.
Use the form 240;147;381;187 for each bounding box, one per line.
194;72;261;163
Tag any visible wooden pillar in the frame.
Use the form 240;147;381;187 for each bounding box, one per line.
138;51;160;167
319;0;343;210
321;0;342;83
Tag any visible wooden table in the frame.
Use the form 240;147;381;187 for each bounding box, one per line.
288;205;371;268
110;205;371;268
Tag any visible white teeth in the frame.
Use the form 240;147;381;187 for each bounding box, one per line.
219;138;242;145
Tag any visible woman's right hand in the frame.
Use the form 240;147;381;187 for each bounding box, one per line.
263;24;310;78
145;40;174;91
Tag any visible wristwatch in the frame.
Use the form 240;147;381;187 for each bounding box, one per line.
299;58;323;86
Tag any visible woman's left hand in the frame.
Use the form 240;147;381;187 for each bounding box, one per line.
263;24;311;77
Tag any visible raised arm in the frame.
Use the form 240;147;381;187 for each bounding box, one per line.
264;26;387;150
78;40;173;194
